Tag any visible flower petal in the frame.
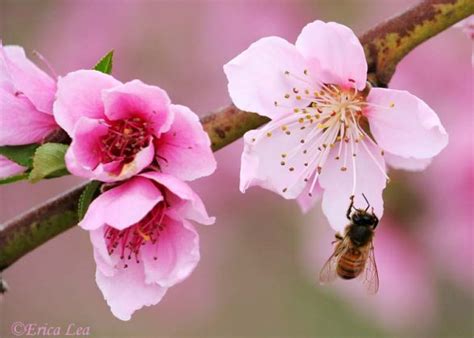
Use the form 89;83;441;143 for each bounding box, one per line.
140;172;215;225
111;142;155;181
142;218;199;288
0;88;57;145
1;45;56;113
90;226;119;277
224;36;316;119
79;176;163;231
95;262;167;321
240;113;324;199
53;70;121;135
155;104;216;181
67;117;155;182
384;152;432;171
295;20;367;90
102;79;173;136
68;117;107;172
0;155;25;178
366;88;448;159
319;142;387;231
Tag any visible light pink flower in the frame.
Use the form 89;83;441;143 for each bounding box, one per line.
53;70;216;182
0;43;58;149
224;20;448;231
79;172;214;320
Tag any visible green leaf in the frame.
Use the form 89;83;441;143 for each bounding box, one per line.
28;143;69;183
0;173;29;185
0;144;39;167
77;180;101;221
46;168;70;179
93;50;114;74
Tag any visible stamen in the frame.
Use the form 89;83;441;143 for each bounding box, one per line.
359;140;390;181
33;50;58;78
349;127;357;195
104;203;167;267
99;117;151;164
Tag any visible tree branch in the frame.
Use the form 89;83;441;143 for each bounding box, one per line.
0;0;472;271
361;0;474;86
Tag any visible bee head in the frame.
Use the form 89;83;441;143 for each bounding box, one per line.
351;211;378;228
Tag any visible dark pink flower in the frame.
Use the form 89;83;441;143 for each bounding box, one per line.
0;43;58;176
0;155;25;178
54;70;216;182
79;172;214;320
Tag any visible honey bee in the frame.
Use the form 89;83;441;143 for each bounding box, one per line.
319;194;379;294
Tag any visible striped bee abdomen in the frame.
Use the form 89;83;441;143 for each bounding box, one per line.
337;248;366;280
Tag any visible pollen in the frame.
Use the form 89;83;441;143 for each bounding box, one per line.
273;82;390;198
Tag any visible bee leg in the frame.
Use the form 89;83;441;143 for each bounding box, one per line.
346;196;355;220
371;208;379;229
331;233;343;244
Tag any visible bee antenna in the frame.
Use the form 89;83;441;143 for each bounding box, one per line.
362;193;370;212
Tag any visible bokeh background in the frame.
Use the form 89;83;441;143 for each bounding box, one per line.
1;0;472;337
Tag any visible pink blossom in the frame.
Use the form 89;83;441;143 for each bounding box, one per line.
0;155;25;178
224;20;448;231
53;70;216;182
0;43;58;147
79;172;214;320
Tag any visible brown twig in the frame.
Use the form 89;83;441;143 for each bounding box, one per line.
361;0;474;86
0;0;472;271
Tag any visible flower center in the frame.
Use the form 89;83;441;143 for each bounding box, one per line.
104;203;166;268
270;70;390;197
100;117;151;164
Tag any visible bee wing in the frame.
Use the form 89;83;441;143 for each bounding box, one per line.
362;241;379;295
319;240;348;285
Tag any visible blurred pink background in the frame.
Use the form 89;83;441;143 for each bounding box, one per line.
1;1;472;337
